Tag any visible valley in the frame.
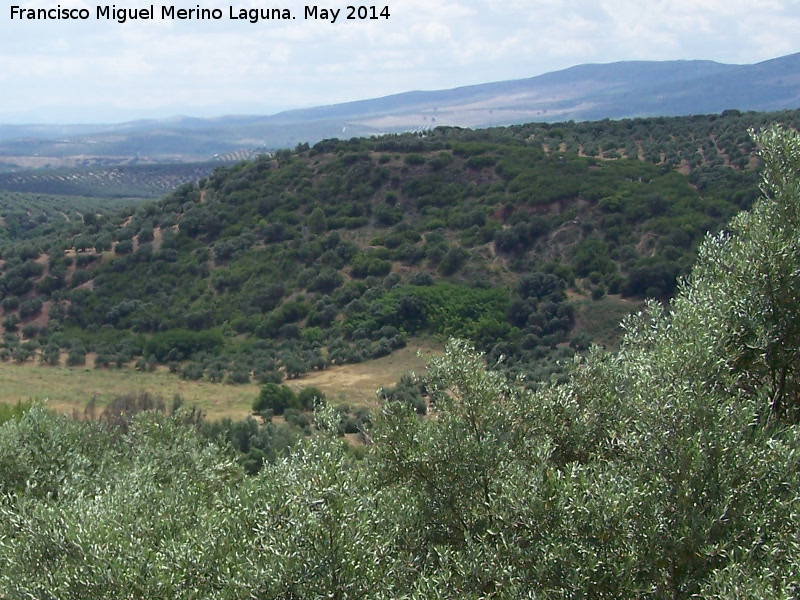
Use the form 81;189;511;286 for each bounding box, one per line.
5;0;800;589
2;91;800;598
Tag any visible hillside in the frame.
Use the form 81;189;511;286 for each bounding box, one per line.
2;124;800;598
0;109;798;390
0;192;141;243
1;53;798;162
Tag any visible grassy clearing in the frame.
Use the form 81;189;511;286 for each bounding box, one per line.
0;342;439;420
289;342;437;410
0;360;259;421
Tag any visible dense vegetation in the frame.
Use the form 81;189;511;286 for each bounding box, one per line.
2;124;800;598
0;191;140;242
0;109;798;388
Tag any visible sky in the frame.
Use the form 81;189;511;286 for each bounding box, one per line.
1;0;799;124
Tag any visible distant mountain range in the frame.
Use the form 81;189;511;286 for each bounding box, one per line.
1;52;798;164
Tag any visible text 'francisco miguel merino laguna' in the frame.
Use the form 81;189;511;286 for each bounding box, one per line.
10;5;391;23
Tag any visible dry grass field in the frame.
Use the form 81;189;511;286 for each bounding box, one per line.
285;343;436;409
0;342;438;420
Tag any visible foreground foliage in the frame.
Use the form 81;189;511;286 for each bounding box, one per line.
2;125;800;598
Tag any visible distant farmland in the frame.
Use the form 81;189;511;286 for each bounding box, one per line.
0;162;220;198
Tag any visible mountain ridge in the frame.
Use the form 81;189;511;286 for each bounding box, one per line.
0;53;798;162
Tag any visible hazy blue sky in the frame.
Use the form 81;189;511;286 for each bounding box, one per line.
1;0;798;123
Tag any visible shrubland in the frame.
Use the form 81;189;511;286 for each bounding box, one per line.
2;109;799;391
1;124;800;598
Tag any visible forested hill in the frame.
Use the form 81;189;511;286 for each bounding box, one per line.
0;108;798;385
4;125;800;599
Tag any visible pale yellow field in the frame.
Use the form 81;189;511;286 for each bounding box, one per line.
285;343;436;409
0;360;258;420
0;343;437;420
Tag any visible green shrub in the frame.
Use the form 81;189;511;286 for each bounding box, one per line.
403;153;426;166
254;383;298;416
